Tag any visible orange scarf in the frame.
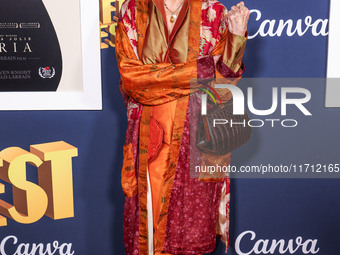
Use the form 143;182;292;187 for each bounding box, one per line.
115;0;230;106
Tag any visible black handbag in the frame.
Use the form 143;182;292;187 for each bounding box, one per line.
196;86;252;155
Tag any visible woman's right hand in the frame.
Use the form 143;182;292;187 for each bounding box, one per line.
226;1;250;37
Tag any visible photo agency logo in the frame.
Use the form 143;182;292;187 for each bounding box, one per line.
200;83;312;129
191;78;340;179
191;78;314;159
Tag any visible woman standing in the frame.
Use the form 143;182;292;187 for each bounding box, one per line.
115;0;250;254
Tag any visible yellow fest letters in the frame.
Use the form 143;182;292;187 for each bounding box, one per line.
100;0;123;49
0;141;78;226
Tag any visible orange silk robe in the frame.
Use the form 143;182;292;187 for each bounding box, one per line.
116;0;247;254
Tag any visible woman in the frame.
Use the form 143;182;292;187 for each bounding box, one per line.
115;0;250;254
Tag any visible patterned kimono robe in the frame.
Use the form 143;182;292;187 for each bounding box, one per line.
115;0;247;254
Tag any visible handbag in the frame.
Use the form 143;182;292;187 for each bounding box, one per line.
196;85;252;155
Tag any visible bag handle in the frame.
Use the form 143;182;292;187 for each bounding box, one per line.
198;82;223;106
198;87;217;105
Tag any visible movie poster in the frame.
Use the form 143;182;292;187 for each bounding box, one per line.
0;0;101;110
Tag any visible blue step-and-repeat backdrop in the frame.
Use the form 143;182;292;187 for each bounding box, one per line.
0;0;339;254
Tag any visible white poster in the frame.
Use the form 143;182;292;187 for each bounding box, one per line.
0;0;102;110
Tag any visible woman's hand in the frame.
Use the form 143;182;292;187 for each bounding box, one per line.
226;1;250;37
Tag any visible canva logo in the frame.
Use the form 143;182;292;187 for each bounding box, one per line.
0;235;74;255
0;141;78;226
235;230;320;255
249;9;329;39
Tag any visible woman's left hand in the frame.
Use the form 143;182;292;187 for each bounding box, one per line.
226;1;250;37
